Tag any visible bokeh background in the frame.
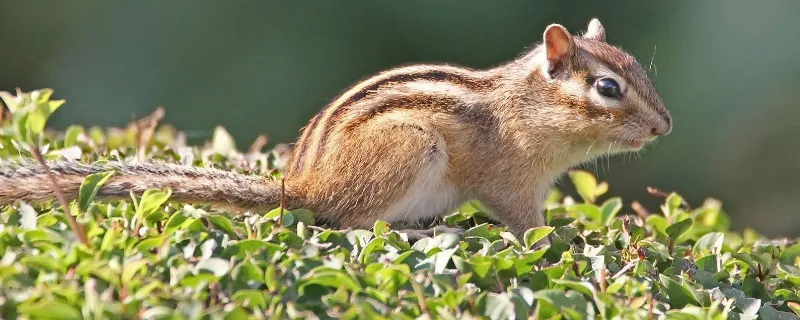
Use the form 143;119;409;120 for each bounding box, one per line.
1;1;798;236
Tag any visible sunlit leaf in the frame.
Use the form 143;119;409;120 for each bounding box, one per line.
78;170;115;212
568;170;598;203
523;226;554;250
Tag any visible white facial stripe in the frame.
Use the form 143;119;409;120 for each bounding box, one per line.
585;61;628;109
588;63;627;92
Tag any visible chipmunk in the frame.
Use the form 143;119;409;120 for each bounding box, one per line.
0;19;671;242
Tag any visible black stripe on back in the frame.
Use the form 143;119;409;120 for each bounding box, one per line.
314;69;492;155
289;68;493;174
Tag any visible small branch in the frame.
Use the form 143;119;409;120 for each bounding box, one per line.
31;141;88;245
133;107;165;162
668;237;674;256
599;267;607;292
646;186;670;199
647;186;692;211
396;267;429;316
277;176;285;229
612;261;637;279
631;201;650;218
248;134;268;155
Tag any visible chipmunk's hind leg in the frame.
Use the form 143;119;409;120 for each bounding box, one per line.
314;113;461;230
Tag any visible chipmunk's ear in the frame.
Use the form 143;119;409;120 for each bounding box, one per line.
543;24;575;78
583;18;606;42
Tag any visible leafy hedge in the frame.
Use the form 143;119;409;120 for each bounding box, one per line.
1;89;799;319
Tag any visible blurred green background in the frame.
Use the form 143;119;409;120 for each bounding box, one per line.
2;1;798;236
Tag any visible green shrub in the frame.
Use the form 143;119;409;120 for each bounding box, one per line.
1;89;799;319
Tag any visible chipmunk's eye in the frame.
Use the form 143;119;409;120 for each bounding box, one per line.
595;78;622;99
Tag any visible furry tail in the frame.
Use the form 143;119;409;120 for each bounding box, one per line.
0;160;294;212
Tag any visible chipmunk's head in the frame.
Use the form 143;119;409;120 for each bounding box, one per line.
522;18;672;153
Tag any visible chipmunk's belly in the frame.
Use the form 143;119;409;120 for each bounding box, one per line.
380;159;461;223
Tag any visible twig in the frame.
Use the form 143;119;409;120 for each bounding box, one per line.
31;141;88;245
668;237;674;256
631;201;650;218
277;176;285;229
647;186;692;210
611;260;637;279
599;267;607;292
395;267;429;316
133;107;165;162
248;134;268;154
646;186;669;199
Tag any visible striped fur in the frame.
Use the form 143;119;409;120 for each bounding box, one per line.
286;65;496;175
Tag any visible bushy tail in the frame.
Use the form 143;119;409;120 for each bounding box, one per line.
0;160;292;213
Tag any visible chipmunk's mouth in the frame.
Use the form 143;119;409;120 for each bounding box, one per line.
609;136;656;151
628;139;645;149
626;137;657;150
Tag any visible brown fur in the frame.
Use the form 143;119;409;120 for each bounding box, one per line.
0;19;672;242
0;160;293;212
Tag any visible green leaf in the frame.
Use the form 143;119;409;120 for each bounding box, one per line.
264;207;294;227
659;274;701;308
122;259;149;284
779;244;800;265
552;279;596;298
291;208;314;226
300;269;362;293
231;262;265;286
232;289;268;310
224;240;283;259
523;226;554;250
208;215;237;236
77;170;115;212
17;201;38;230
568;170;598;203
164;210;190;234
211;125;237;155
514;248;548;276
727;292;760;315
693;232;724;254
663;192;684;218
134;236;165;252
787;302;800;316
416;248;457;273
666;218;693;239
600;197;622;225
646;215;669;236
463;223;502;241
264;265;279;293
18;299;81;320
100;228;121;252
36;213;59;227
134;188;172;221
534;289;589;316
21;255;61;272
759;304;798;320
567;203;602;223
373;220;389;237
196;257;231;278
0;90;20;112
63;125;84;147
478;293;514;320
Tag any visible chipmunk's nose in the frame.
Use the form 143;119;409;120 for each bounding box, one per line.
650;114;672;137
